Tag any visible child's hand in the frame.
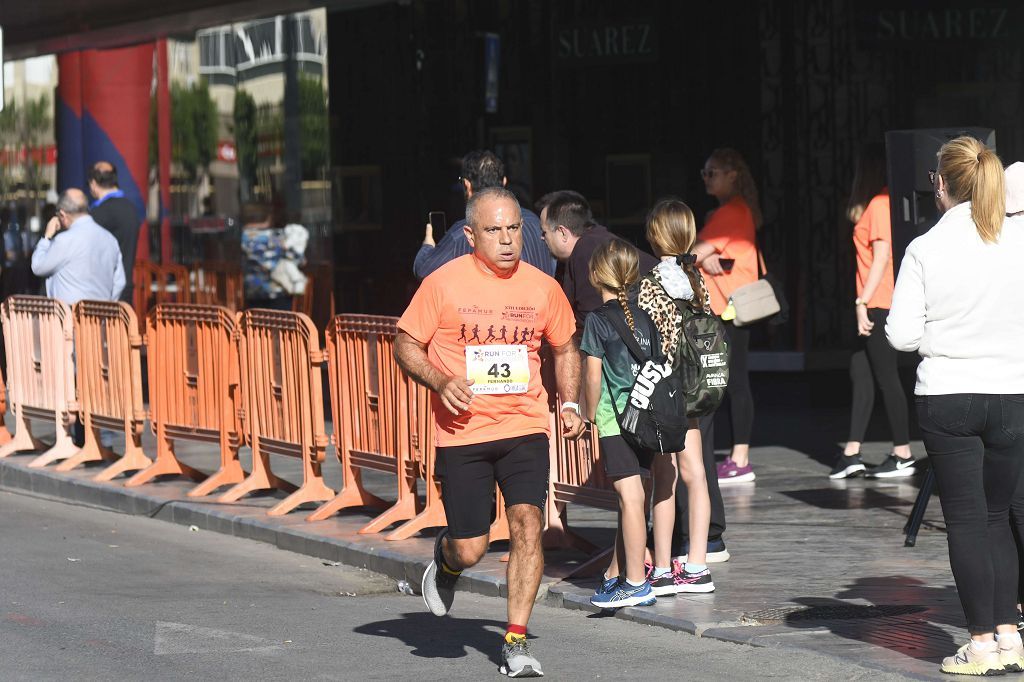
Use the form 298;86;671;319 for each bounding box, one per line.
561;408;585;440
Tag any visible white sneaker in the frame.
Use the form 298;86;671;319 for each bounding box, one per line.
940;641;1002;676
998;633;1024;672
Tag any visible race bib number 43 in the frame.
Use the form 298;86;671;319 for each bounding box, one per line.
465;345;529;394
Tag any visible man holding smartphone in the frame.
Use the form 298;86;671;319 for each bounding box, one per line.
414;150;556;280
31;188;126;306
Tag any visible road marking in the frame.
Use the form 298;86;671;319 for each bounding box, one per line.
154;621;288;655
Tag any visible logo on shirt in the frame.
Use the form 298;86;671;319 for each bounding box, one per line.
501;305;538;323
457;305;494;317
458;323;534;345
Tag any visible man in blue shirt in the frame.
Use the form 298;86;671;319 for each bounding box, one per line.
413;150;556;280
89;161;140;304
31;189;126;305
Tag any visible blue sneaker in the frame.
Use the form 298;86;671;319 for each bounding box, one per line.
594;574;622;597
590;580;656;609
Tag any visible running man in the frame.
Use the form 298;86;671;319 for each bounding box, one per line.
395;187;585;678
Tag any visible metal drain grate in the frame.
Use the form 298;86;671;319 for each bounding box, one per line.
741;604;926;625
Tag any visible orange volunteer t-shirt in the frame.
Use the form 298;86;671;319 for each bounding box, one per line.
697;196;758;315
397;254;575;447
852;191;895;309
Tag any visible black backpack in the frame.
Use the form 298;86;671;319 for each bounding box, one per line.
600;308;689;454
670;295;730;418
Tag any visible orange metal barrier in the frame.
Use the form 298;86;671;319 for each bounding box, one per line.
56;301;152;481
308;314;509;545
0;370;12;445
133;263;192;327
219;309;334;515
545;411;617;573
125;304;245;495
192;262;243;311
308;315;400;524
0;296;79;467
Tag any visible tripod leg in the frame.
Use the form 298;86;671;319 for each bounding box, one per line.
904;466;935;547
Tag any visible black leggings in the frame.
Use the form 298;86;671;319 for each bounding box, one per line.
719;323;753;445
918;393;1024;633
848;308;909;445
669;323;750;551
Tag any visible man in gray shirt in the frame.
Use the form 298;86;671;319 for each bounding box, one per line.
31;189;126;305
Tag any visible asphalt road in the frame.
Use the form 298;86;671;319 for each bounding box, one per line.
0;488;914;681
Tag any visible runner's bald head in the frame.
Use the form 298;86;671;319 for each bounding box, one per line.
466;187;519;227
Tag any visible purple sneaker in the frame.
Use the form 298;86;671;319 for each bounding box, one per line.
717;458;755;484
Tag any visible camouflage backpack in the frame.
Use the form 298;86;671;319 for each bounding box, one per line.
639;261;729;418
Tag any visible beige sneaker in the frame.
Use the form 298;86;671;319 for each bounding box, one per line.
940;641;1002;676
998;635;1024;673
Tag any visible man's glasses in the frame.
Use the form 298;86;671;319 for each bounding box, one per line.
700;168;724;179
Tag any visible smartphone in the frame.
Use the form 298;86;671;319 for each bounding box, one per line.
719;258;735;273
428;211;447;234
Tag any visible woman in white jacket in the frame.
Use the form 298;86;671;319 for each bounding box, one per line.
887;136;1024;676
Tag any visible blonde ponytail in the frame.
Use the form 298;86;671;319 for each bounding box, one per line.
937;136;1005;243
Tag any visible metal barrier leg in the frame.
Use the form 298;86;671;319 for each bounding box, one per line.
0;414;46;458
353;463;419;529
904;466;935;548
541;481;601;554
353;494;421;532
55;419;117;472
268;457;334;517
386;478;447;541
218;447;298;504
307;470;390;523
27;425;80;468
188;459;246;498
93;435;153;482
562;546;615;579
125;436;205;487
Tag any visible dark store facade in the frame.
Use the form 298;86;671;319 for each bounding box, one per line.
328;0;1024;364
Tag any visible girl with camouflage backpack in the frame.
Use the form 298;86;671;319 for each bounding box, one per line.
637;198;728;595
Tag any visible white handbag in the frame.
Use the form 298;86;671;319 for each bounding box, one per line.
729;278;780;326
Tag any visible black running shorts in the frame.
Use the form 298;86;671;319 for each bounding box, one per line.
434;433;550;539
599;434;655;478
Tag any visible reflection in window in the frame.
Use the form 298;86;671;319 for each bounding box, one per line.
198;14;325;85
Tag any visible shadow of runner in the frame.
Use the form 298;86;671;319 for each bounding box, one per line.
353;612;507;665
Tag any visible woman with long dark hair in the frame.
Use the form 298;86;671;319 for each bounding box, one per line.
692;148;759;490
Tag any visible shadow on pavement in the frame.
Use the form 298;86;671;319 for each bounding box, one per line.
353;612;507;665
782;576;961;664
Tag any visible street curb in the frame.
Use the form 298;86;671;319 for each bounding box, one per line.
0;456;939;680
0;457;502;600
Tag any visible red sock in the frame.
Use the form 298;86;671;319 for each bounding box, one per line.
506;623;527;639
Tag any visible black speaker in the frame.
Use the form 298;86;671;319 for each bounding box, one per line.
885;127;996;275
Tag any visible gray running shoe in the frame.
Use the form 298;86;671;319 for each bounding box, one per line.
421;528;459;616
500;637;544;677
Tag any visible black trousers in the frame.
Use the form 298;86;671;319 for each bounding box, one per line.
918;393;1024;633
669;324;749;552
848;308;910;446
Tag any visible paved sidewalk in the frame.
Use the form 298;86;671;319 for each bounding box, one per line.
0;402;980;681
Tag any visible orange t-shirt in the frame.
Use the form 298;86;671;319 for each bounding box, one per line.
397;254;575;447
697;196;758;315
852;191;895;309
